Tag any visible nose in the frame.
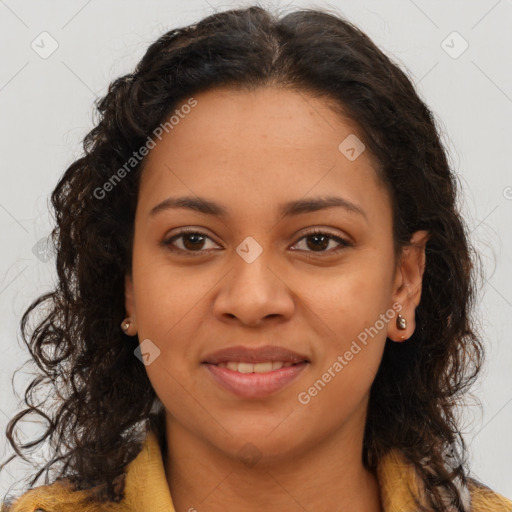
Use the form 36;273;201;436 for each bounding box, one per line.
212;246;295;328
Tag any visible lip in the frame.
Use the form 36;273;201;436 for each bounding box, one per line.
202;345;309;365
203;361;309;399
201;345;310;399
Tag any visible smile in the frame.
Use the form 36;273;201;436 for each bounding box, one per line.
203;361;309;398
216;361;295;373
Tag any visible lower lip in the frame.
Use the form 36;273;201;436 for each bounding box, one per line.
203;362;308;399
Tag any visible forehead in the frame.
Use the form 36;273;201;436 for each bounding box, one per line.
146;86;365;158
137;86;389;222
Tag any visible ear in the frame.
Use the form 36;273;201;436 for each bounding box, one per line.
387;230;429;342
124;273;137;325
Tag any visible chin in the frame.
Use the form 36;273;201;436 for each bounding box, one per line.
206;424;307;467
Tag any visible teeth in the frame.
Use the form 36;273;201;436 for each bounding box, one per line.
216;361;295;373
254;362;273;373
238;362;254;374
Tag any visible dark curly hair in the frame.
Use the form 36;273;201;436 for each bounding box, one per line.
1;4;485;511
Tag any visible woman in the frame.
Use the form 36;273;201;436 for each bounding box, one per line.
1;5;510;512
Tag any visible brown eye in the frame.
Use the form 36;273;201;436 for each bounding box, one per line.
305;233;330;251
163;230;220;255
291;229;352;256
181;233;206;251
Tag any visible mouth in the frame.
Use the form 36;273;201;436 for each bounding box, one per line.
202;344;310;366
212;360;303;373
201;345;310;398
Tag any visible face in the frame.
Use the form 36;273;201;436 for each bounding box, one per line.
124;86;428;465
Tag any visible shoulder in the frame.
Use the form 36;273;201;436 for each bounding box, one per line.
376;446;511;512
1;429;160;512
1;479;71;512
1;476;126;512
467;477;512;511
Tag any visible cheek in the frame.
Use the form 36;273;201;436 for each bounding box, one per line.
299;261;392;339
296;276;389;430
299;261;392;397
131;259;216;403
132;244;205;338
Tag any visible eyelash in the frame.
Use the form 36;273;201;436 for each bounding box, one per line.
162;228;352;258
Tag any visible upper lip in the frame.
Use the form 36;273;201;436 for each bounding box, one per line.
202;345;309;365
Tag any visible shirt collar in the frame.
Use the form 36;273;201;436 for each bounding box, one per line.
7;428;475;512
120;429;469;512
121;430;175;511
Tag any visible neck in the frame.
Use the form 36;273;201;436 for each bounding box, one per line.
163;410;383;512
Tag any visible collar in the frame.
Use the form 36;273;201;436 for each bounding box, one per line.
119;430;471;512
12;428;512;512
120;430;175;511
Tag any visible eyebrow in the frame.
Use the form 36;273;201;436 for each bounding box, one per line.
149;195;368;221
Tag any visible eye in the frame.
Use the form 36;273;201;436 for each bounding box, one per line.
290;228;352;257
162;229;221;256
162;228;352;257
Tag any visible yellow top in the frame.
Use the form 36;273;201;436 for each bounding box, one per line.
3;430;511;512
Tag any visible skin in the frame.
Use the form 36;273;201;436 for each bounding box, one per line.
124;86;428;512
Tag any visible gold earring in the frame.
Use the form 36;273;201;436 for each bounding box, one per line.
396;313;407;330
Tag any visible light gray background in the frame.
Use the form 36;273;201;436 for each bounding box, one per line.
1;0;511;501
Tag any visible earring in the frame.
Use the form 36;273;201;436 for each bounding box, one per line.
396;313;407;330
121;318;131;332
